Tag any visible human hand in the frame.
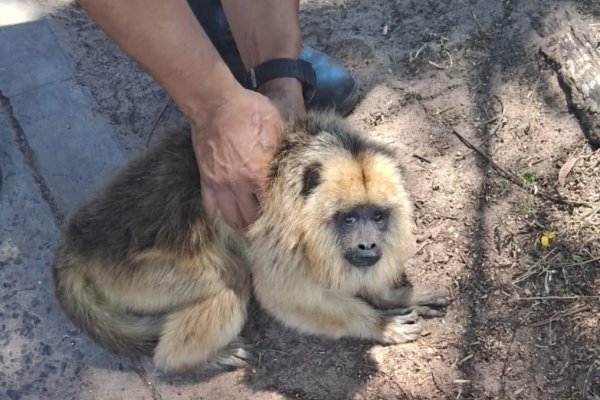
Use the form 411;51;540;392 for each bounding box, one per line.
191;88;284;235
258;77;306;119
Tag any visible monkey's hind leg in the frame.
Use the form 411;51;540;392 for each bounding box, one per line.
153;286;251;372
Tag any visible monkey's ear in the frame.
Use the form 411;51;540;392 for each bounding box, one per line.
301;162;322;197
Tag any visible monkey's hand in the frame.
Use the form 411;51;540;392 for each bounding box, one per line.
373;288;450;344
380;308;423;344
407;288;450;318
368;286;450;317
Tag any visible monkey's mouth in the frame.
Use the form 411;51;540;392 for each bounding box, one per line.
344;253;381;268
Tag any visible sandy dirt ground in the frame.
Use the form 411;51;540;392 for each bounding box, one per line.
38;0;599;398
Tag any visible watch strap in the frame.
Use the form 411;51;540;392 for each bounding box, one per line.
244;58;317;101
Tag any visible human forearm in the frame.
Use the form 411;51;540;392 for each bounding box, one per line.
77;0;242;120
77;0;298;233
220;0;301;67
221;0;304;116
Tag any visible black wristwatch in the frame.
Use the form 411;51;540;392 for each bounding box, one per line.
243;58;317;102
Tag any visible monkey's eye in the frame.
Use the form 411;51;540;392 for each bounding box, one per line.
344;215;358;225
372;212;383;223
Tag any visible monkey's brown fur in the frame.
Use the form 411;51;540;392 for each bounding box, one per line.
53;112;447;372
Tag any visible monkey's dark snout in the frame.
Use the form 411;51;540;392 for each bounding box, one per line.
345;243;382;268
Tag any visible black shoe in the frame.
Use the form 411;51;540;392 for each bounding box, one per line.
187;0;359;115
300;46;359;116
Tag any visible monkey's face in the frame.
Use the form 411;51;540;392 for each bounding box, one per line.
295;146;413;281
334;205;390;268
250;116;414;289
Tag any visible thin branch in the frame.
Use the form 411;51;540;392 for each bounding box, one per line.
379;370;408;397
529;305;591;326
428;60;447;69
451;129;592;208
512;295;600;301
145;98;171;149
412;154;432;163
581;359;598;400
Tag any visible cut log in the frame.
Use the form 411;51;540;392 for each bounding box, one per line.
541;25;600;146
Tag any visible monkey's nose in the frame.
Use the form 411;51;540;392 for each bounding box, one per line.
345;244;382;268
358;242;377;251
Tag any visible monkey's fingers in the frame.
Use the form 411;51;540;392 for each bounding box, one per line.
382;310;423;344
383;308;413;317
211;338;254;370
384;305;444;319
411;306;445;318
412;289;451;309
419;297;451;309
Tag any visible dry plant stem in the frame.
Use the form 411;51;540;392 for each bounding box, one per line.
559;257;600;268
513;296;600;301
513;248;560;284
379;370;407;397
430;371;451;398
470;8;485;32
412;154;432;163
428;60;446;70
582;205;600;220
529;305;591;327
145;97;171;149
436;106;456;115
451;129;593;208
410;44;427;63
581;360;598;400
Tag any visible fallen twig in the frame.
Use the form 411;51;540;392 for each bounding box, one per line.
529;304;591;326
431;371;452;398
470;8;486;33
379;370;407;397
436;106;456;115
145;97;171;149
450;354;473;368
412;154;432;163
581;359;598;400
582;205;600;221
0;286;36;303
451;129;592;208
428;60;447;69
513;295;600;301
557;257;600;268
410;44;427;63
444;49;454;68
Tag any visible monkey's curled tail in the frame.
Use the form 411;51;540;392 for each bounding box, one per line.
53;264;162;356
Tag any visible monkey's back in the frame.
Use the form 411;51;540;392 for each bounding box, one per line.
62;125;213;268
52;125;239;357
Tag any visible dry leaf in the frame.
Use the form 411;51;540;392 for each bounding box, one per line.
558;157;579;187
429;225;443;239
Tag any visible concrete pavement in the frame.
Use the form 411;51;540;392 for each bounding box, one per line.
0;6;157;400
